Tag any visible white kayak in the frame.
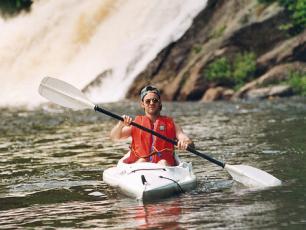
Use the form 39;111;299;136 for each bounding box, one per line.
103;155;197;200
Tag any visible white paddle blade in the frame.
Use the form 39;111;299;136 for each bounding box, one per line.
39;77;95;110
225;164;282;188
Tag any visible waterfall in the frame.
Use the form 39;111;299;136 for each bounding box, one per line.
0;0;207;107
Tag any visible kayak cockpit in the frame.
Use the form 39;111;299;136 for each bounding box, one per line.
103;155;197;200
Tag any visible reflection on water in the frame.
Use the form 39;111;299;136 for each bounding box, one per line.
0;97;305;229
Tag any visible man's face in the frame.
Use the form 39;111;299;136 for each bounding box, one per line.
141;92;161;115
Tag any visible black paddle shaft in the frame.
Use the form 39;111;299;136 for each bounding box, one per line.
94;105;225;168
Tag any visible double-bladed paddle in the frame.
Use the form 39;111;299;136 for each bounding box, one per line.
39;77;282;188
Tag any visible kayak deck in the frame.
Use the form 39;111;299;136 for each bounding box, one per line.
103;157;197;201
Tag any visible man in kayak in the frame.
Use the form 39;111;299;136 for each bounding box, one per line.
110;85;193;166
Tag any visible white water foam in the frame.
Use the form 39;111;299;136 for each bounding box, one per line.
0;0;207;107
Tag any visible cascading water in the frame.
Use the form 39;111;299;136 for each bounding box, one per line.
0;0;207;107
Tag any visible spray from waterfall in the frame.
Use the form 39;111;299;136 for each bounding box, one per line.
0;0;207;107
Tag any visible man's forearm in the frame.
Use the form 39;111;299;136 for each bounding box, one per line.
110;122;125;140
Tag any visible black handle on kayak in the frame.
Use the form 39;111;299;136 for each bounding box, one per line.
94;105;225;168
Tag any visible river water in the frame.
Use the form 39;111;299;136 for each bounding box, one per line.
0;97;305;229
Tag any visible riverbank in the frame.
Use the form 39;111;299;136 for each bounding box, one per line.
126;0;305;102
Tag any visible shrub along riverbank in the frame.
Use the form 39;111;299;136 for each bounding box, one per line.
258;0;306;35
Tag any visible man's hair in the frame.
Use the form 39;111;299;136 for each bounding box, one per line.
140;85;160;101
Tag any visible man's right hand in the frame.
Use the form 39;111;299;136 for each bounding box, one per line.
120;115;133;127
110;115;133;140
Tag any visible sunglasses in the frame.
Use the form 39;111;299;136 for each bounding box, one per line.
144;98;160;105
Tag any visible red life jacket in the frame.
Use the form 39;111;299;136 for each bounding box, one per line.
123;115;176;166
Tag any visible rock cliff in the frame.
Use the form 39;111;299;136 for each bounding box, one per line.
126;0;305;101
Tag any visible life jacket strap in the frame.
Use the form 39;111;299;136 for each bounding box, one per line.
130;146;173;159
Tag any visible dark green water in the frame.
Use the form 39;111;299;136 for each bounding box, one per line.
0;98;305;229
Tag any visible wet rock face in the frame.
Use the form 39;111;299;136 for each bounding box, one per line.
245;85;293;100
125;0;305;102
202;87;234;102
83;69;113;94
234;61;306;99
257;31;306;71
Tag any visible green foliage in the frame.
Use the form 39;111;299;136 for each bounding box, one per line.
204;52;257;89
292;0;306;29
0;0;32;16
232;52;257;85
205;57;232;83
257;0;306;34
288;71;306;96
